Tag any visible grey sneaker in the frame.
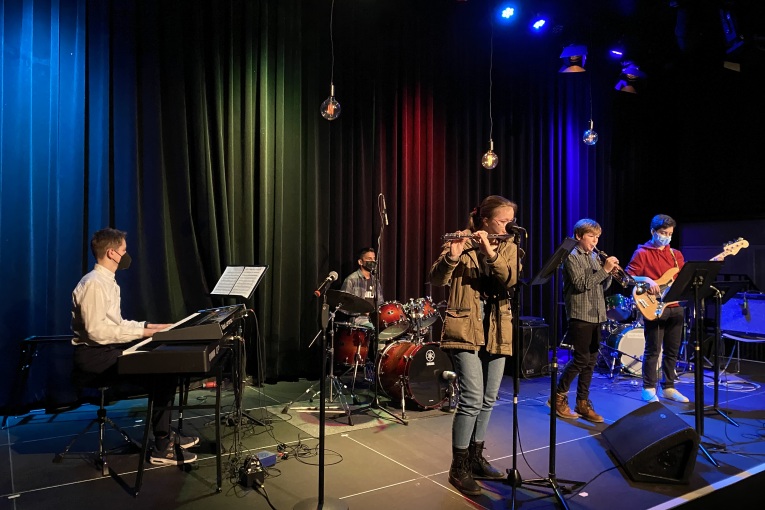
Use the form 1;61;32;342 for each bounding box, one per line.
170;429;200;449
661;387;690;403
150;442;197;466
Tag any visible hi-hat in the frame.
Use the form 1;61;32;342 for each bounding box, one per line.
326;289;374;315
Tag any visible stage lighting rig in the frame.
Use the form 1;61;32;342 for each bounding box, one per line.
559;44;587;72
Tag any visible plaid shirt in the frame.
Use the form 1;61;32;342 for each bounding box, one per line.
562;246;612;323
339;269;384;315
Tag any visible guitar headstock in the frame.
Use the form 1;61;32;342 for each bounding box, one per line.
721;238;749;257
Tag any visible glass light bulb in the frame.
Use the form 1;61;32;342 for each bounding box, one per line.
320;84;341;121
481;140;499;169
582;120;598;146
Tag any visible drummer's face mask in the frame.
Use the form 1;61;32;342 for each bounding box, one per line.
362;260;377;272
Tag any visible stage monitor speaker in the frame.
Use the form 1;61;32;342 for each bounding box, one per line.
512;323;548;379
601;401;699;484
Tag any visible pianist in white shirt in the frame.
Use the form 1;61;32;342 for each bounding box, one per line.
71;227;199;466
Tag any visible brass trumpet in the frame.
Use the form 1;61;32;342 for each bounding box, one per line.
592;247;634;288
441;233;513;241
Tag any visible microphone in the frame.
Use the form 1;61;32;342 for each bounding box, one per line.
505;223;527;234
441;370;457;381
313;271;338;297
381;194;389;226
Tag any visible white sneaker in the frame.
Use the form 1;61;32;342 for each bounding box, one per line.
661;387;690;403
641;388;659;403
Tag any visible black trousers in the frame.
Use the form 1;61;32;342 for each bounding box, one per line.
73;344;177;442
642;306;685;389
556;319;601;401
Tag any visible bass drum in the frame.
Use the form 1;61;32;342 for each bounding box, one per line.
606;325;645;376
377;341;453;410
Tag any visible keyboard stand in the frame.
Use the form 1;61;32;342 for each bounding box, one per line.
133;360;225;497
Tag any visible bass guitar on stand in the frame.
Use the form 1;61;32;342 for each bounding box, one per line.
633;238;749;321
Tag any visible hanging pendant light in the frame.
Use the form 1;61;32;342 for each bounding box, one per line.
482;23;498;169
320;0;340;121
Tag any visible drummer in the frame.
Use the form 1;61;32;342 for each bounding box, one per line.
339;247;384;332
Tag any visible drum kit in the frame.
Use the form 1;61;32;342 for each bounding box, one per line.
326;291;456;418
599;293;647;378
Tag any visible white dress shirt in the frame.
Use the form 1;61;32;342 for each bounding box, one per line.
71;264;146;346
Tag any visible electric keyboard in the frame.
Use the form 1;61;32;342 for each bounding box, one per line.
117;305;244;375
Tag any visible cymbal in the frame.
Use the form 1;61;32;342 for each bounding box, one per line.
326;289;375;314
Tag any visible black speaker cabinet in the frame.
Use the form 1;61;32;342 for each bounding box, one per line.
516;323;549;378
602;402;699;484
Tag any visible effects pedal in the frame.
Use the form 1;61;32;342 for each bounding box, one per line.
238;456;265;488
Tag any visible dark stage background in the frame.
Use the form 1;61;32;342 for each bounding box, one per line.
2;0;764;410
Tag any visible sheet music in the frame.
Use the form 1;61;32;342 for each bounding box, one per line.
211;265;267;299
122;312;201;355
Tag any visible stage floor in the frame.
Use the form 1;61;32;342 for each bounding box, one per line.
2;357;764;510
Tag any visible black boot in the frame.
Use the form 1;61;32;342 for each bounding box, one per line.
449;447;482;495
469;441;505;479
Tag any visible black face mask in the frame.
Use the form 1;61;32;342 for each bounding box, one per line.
117;252;132;270
362;260;377;272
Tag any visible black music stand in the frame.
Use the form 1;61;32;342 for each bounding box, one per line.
703;282;742;427
506;237;583;510
662;260;723;467
210;266;269;429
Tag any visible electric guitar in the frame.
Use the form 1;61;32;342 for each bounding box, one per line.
632;238;749;321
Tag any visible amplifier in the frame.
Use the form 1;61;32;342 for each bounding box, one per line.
505;323;549;378
721;292;765;337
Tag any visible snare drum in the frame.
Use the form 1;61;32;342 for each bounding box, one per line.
406;297;439;330
606;294;634;322
333;323;371;367
377;340;453;409
606;325;645;376
378;301;409;341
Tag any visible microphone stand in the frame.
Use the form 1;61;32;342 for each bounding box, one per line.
294;292;348;510
350;193;407;425
506;230;525;496
507;237;583;510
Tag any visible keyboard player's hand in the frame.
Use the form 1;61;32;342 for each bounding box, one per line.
143;322;174;337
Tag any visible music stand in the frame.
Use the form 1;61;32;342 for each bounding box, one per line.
210;266;269;429
703;282;743;427
662;261;723;467
506;237;583;510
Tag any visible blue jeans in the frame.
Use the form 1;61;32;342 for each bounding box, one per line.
451;349;506;450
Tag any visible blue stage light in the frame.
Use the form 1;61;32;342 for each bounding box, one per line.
532;19;547;30
495;4;519;25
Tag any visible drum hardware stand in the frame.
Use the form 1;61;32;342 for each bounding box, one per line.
283;303;353;425
506;237;584;510
664;261;724;467
348;327;408;425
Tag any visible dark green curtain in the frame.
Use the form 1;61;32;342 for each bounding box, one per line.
2;0;764;410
